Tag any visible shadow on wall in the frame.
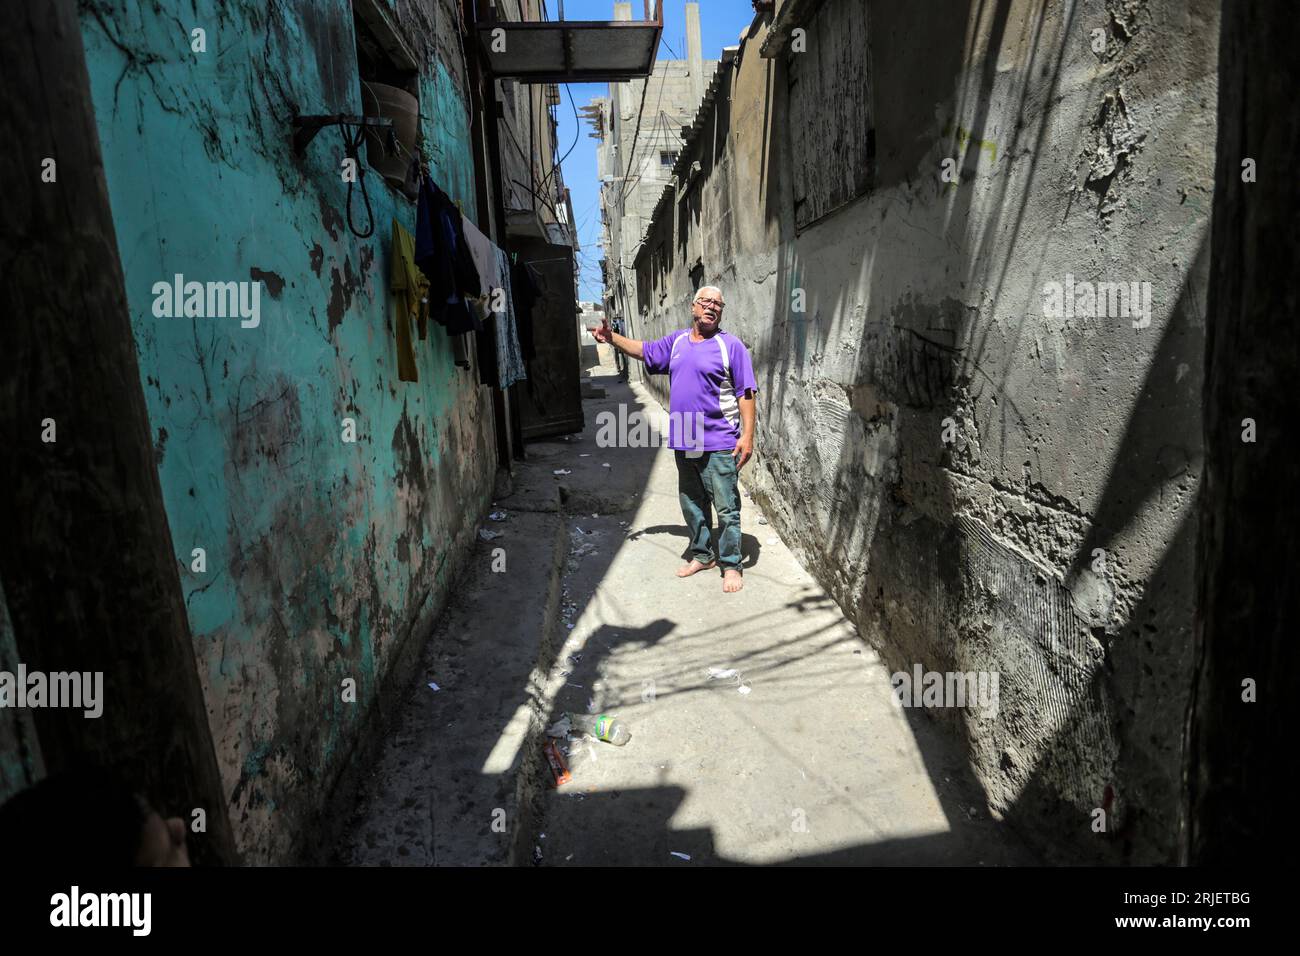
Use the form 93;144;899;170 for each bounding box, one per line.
735;0;1210;863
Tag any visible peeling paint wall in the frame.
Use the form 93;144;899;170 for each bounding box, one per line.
78;0;495;863
635;0;1216;863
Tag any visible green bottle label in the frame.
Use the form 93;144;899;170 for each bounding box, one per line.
594;715;610;739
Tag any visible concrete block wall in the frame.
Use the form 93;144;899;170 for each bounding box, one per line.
77;0;496;863
635;0;1216;863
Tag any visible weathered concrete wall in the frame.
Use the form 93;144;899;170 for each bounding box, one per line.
635;0;1215;863
78;0;495;863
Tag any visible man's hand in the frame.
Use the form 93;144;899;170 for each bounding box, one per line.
732;433;754;468
735;391;756;468
589;318;612;344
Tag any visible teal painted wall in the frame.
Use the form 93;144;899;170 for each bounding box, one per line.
78;0;495;862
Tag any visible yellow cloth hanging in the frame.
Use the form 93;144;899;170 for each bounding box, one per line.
390;219;429;382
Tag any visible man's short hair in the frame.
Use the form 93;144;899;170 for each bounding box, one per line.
693;285;724;303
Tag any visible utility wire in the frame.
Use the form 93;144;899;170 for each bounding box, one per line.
535;83;581;212
616;110;676;211
497;92;564;221
617;69;653;203
510;178;562;222
620;53;675;203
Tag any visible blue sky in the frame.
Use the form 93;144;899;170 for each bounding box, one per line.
542;1;757;301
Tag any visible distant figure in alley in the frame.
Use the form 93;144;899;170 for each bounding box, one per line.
590;287;758;593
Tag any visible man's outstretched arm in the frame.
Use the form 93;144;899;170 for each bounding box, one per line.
589;318;644;360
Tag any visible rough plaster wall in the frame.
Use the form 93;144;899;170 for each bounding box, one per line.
79;0;494;863
637;0;1215;863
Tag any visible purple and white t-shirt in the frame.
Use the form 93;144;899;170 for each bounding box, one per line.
642;329;758;452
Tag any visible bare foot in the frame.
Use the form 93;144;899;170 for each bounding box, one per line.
723;569;744;593
676;559;716;578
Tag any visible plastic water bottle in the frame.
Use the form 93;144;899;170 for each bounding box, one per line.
568;712;631;746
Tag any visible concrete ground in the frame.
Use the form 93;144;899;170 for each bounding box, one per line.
339;344;1036;866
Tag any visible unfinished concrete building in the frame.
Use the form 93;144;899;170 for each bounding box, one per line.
592;2;716;336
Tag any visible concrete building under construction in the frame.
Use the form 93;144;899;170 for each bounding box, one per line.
587;2;716;338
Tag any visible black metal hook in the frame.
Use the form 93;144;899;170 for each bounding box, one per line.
291;114;395;156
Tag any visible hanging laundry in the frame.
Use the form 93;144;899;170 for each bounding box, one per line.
494;247;527;389
390;219;428;383
461;215;502;387
451;332;473;370
475;316;499;387
461;216;497;295
414;172;482;338
511;258;542;361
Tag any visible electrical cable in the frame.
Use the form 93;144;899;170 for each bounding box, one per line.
628;108;680;193
660;109;685;143
620;57;673;203
534;83;581;209
503;80;569;225
342;121;376;239
617;70;653;203
495;87;565;221
510;177;562;222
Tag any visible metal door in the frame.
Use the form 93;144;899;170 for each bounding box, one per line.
514;241;583;440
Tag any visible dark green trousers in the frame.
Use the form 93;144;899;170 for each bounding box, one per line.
675;450;742;570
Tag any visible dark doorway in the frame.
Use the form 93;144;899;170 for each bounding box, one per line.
514;241;584;440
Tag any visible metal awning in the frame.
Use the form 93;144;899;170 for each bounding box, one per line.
477;1;663;84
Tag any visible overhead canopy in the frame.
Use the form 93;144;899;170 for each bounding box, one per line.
477;1;663;84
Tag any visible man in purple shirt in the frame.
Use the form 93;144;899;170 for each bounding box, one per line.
591;287;758;593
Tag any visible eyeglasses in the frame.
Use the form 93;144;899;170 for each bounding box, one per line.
695;297;724;309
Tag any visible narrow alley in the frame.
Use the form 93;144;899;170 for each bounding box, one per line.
1;0;1295;934
341;345;1036;865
